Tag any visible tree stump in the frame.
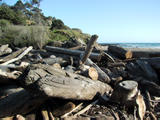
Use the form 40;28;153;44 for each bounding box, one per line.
110;80;138;105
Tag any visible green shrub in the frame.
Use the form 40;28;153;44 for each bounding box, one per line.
0;25;50;49
0;19;11;32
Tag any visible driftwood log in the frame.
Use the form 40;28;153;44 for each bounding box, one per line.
0;86;46;118
125;48;160;58
85;58;111;83
0;47;27;63
108;45;132;59
20;64;113;100
45;46;101;61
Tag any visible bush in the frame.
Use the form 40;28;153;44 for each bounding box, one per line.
0;19;11;32
0;25;50;49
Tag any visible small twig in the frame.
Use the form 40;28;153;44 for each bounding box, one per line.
61;103;83;118
134;106;138;120
145;90;153;111
102;52;115;63
74;99;98;117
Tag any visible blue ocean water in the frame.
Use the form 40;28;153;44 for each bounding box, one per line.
118;43;160;48
102;43;160;48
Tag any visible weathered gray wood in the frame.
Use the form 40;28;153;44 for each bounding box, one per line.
43;57;69;66
45;46;101;61
110;80;138;105
108;45;132;59
0;44;12;56
21;64;112;100
0;47;27;63
85;58;111;83
81;35;98;64
0;86;46;118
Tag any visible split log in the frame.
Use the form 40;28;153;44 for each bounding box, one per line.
108;45;132;59
20;64;112;100
45;46;101;61
110;80;138;105
0;86;46;118
81;35;98;64
136;92;146;120
85;58;111;83
0;44;12;56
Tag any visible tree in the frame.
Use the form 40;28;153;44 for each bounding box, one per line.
50;18;65;30
0;5;15;22
13;0;25;11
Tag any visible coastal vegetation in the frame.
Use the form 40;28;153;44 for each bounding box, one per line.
0;0;90;49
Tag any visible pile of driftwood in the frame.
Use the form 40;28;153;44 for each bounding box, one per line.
0;35;160;120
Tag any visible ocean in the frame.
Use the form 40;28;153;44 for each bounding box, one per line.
100;43;160;48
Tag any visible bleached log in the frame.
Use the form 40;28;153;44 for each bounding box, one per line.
1;46;33;65
0;47;27;63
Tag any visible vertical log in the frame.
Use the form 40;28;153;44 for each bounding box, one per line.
81;35;98;64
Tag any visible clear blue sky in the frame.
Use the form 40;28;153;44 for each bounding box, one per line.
2;0;160;43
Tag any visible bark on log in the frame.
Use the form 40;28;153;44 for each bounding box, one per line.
20;64;112;100
108;45;132;59
110;80;138;105
81;35;98;64
0;86;46;118
45;46;101;61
